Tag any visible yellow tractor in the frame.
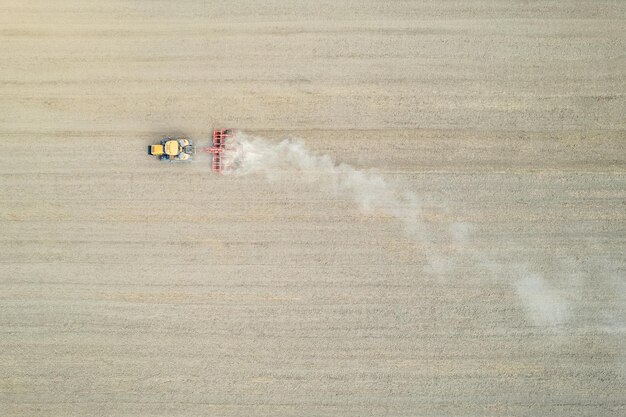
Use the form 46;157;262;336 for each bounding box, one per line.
149;137;194;161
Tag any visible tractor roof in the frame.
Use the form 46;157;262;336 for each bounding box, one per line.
164;140;180;156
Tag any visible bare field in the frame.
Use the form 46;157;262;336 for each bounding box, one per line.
1;1;625;416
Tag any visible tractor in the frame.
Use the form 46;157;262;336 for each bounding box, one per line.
148;137;194;161
149;129;233;172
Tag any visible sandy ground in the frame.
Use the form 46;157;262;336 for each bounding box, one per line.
1;1;625;416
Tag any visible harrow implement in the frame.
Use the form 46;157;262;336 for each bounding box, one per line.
196;128;234;173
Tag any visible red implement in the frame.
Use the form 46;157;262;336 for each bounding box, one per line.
198;128;233;173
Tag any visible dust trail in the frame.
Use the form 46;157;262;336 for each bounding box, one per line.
223;132;428;239
221;132;608;331
514;274;570;326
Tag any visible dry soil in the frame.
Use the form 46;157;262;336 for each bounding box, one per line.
1;1;625;416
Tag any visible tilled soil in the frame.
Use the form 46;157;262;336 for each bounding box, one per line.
1;1;625;416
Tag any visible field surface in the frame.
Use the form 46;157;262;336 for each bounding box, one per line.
1;1;625;416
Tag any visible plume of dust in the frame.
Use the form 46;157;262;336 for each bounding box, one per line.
222;132;594;331
223;132;426;239
514;274;570;327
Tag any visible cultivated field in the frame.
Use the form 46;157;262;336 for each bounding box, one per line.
1;1;625;416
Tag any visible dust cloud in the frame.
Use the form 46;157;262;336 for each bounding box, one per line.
224;132;427;239
514;274;570;326
222;132;597;329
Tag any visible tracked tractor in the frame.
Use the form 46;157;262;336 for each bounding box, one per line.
149;137;194;161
